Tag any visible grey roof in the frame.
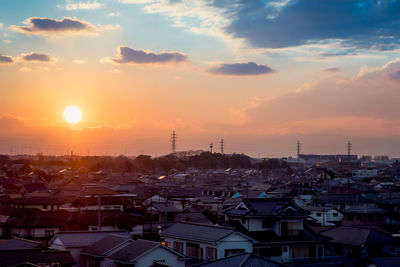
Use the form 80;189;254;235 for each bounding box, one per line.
161;222;246;244
149;203;182;213
320;226;399;246
50;231;130;248
226;198;308;217
81;234;130;257
197;253;283;267
0;237;42;250
107;239;160;263
342;205;389;214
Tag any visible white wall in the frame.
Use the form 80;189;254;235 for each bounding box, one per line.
136;246;185;267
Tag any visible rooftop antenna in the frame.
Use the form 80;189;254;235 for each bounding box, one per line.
171;131;176;153
347;140;352;159
297;140;301;158
210;143;213;153
220;139;224;154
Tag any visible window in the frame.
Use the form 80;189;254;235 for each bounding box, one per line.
164;241;171;248
333;213;339;217
283;247;288;253
173;241;183;254
368;214;375;222
206;247;217;260
262;219;274;228
186;242;202;258
316;212;322;217
45;230;54;238
287;222;300;236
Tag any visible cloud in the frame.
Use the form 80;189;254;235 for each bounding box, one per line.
105;46;188;64
0;54;14;63
126;0;399;52
63;0;103;10
10;17;116;36
208;62;276;76
224;0;400;50
107;12;120;17
0;23;3;29
225;58;400;137
323;68;341;72
20;52;57;63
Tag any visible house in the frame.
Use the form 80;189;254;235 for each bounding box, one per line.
341;205;388;226
0;237;75;267
320;226;400;258
146;202;182;222
196;252;284;267
295;197;343;226
0;208;71;239
49;230;131;266
224;198;326;263
160;222;254;261
99;239;186;267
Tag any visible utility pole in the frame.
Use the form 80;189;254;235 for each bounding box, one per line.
210;143;213;153
220;139;224;154
171;131;176;153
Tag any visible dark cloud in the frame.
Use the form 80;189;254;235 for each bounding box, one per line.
222;0;400;49
323;68;341;72
21;52;55;62
0;54;14;63
11;17;96;35
208;62;275;76
109;46;188;64
389;70;400;81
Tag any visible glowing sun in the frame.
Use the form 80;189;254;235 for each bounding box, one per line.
64;106;82;124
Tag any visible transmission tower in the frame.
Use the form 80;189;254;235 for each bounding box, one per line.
297;140;301;158
171;131;176;153
220;139;224;154
347;140;352;158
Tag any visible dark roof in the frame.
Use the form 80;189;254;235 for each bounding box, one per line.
342;206;389;214
161;222;249;244
369;257;400;267
226;198;309;218
320;226;400;246
50;231;130;248
107;239;160;263
0;237;42;250
0;249;74;267
81;234;130;257
316;194;375;205
196;252;283;267
148;203;181;213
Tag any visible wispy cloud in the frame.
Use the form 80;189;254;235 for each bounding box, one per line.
73;59;87;64
104;46;188;64
10;17;118;37
323;67;341;72
107;11;120;17
208;62;276;76
63;0;104;10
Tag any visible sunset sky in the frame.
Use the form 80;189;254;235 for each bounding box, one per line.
0;0;399;157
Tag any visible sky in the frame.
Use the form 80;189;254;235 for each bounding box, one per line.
0;0;399;158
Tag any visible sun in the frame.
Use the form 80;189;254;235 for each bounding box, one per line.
64;106;82;124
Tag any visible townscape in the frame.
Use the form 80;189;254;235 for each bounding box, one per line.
1;148;400;267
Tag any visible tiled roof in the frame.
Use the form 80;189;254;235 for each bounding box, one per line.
196;252;283;267
161;222;239;244
320;226;399;246
81;234;130;257
107;239;160;263
50;231;130;248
